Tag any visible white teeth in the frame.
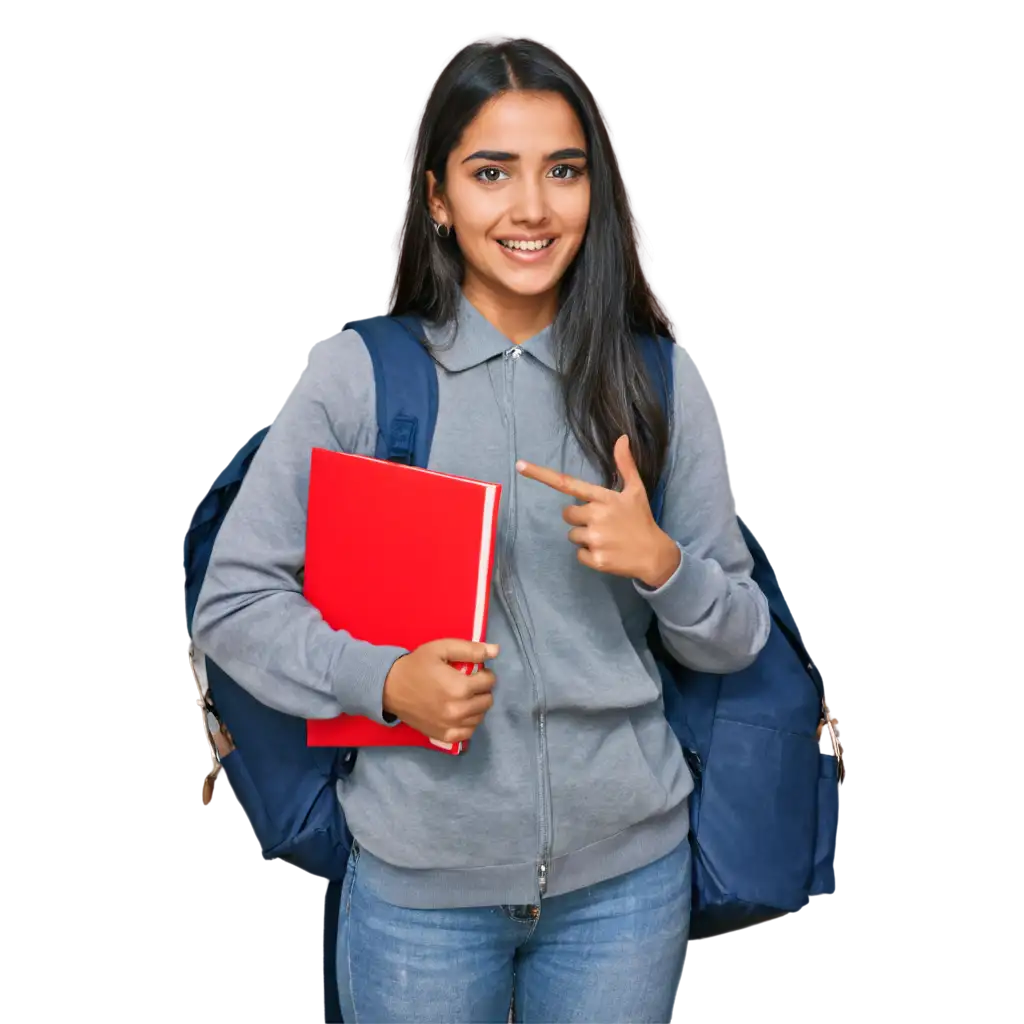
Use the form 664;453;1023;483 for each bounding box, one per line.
500;239;553;251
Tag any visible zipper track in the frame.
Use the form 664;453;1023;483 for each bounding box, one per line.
499;346;552;898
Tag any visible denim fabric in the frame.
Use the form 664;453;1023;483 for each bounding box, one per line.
337;838;691;1023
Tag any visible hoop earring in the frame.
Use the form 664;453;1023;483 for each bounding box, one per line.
434;221;451;239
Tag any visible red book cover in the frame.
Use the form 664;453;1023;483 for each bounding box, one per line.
303;449;501;756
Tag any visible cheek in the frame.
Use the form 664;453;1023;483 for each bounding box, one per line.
555;186;591;264
557;184;591;239
448;186;497;238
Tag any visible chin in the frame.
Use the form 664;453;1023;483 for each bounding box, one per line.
498;274;561;298
488;261;568;299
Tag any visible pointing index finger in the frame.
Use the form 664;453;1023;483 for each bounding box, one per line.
515;460;607;502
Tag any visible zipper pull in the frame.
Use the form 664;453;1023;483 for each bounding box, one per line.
538;862;548;897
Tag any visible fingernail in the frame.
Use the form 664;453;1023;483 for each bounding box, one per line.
515;460;526;473
486;644;499;658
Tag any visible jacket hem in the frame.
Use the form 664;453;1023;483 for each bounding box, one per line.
350;796;691;909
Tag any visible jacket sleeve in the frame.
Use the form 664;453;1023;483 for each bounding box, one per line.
634;343;771;673
191;329;408;721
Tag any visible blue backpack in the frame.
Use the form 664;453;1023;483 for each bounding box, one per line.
184;316;841;1019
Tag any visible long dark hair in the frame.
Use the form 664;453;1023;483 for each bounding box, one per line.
390;38;673;494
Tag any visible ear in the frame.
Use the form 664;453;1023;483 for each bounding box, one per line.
425;171;450;226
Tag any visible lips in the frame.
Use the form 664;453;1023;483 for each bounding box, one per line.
498;238;555;251
496;238;558;263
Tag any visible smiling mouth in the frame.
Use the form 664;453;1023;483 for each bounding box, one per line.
497;238;556;251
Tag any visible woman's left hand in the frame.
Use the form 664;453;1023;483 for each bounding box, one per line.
517;435;681;589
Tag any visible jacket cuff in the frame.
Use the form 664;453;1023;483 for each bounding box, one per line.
634;542;717;627
331;643;408;726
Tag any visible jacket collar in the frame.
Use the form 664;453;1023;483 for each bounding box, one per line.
421;292;558;372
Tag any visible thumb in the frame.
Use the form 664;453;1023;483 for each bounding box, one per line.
433;638;499;664
613;435;643;491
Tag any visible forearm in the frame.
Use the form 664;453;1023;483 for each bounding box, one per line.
636;539;769;672
193;560;406;722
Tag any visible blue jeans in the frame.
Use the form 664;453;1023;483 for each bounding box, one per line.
336;838;691;1023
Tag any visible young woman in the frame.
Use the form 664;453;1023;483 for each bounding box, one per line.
192;37;770;1024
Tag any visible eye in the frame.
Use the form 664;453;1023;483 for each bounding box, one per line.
549;164;585;180
474;166;509;183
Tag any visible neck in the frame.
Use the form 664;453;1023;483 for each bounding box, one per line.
461;273;557;344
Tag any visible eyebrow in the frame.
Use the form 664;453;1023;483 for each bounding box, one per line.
461;147;588;164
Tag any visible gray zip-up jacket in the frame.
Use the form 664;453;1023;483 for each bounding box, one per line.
192;293;770;909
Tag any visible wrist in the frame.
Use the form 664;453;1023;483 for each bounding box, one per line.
641;531;681;589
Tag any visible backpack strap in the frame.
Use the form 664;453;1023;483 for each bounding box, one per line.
343;315;439;466
638;335;675;525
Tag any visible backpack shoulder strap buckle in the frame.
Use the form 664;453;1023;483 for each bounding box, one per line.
343;315;438;466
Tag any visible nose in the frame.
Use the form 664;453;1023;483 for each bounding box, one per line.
509;175;549;226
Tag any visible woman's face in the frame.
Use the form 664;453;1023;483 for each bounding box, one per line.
428;90;591;311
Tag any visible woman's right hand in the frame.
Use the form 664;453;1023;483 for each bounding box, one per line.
382;639;499;746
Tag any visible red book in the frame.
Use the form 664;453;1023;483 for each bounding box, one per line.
303;448;501;756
